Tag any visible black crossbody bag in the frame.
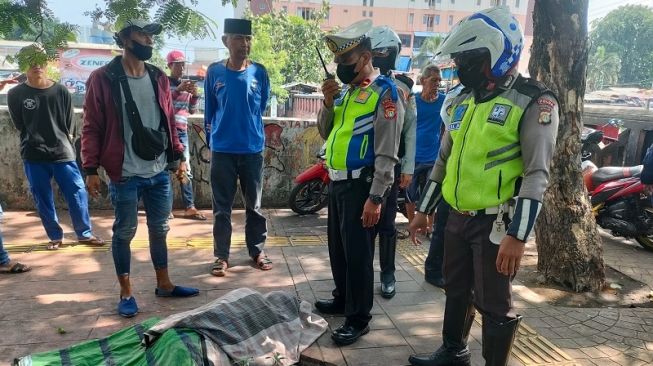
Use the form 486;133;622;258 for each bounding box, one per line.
117;67;167;161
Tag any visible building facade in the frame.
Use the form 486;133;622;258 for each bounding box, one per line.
236;0;533;74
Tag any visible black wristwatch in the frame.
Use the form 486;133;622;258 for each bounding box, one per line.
369;194;383;205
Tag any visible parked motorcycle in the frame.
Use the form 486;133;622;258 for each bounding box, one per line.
581;119;623;163
288;148;330;215
582;160;653;251
289;146;409;217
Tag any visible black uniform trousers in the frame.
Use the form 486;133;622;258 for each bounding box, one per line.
377;164;401;283
327;172;376;328
443;210;516;321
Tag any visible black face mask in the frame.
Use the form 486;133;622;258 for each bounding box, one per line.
129;41;153;61
337;59;360;85
456;58;488;90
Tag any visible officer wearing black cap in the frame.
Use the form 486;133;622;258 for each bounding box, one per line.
205;18;273;277
315;19;404;346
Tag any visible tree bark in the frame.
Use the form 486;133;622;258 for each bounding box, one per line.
529;0;606;292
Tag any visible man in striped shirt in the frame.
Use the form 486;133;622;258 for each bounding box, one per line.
166;50;205;220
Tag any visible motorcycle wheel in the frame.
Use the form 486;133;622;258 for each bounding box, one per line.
289;179;328;215
634;235;653;252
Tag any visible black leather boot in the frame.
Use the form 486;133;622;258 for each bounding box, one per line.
482;315;522;366
408;296;476;366
379;232;397;299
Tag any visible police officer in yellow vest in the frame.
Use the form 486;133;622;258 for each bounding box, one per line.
315;19;404;346
408;7;559;366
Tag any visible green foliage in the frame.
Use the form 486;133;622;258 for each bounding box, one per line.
247;3;333;87
266;352;286;366
590;4;653;86
586;46;621;91
0;0;78;70
249;19;289;101
85;0;218;40
414;35;442;70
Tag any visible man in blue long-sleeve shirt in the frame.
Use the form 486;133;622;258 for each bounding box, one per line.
204;18;272;276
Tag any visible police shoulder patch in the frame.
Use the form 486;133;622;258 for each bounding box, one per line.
487;103;512;126
382;98;397;120
538;111;552;124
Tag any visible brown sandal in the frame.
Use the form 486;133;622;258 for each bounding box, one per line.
0;262;31;274
182;212;207;221
47;240;62;250
78;236;105;246
253;253;272;271
211;258;228;277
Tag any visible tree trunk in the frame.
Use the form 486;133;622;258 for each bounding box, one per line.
529;0;606;292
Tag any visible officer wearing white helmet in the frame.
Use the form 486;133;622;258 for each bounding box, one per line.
408;6;559;366
369;25;417;299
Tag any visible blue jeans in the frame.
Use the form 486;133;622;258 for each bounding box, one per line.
0;205;9;266
211;152;267;259
407;163;435;203
109;171;171;276
23;161;93;241
170;130;195;209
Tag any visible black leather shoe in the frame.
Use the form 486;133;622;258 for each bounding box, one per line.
381;281;396;299
314;299;345;314
425;275;445;288
408;345;471;366
331;324;370;346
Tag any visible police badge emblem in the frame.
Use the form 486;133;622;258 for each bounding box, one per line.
487;104;512;126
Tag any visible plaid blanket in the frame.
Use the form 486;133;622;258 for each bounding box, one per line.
143;289;328;366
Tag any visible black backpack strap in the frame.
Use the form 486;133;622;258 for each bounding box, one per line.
114;62;146;135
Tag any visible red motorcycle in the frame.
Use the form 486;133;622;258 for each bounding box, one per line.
582;160;653;251
288;149;330;215
289;148;409;216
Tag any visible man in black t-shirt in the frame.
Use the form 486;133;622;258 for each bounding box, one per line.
7;45;103;250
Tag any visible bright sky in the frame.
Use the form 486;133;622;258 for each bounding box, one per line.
46;0;234;60
45;0;652;55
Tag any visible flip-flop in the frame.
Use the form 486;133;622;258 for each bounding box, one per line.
182;212;207;221
78;236;105;246
211;258;228;277
0;262;31;274
253;253;273;271
47;240;62;250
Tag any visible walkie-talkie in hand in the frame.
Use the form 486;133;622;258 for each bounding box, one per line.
316;47;335;80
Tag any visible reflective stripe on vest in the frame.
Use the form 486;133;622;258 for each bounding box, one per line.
326;80;386;170
443;88;533;211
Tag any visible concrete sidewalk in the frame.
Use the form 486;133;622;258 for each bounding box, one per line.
0;209;652;365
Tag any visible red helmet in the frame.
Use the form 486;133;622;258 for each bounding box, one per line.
166;50;186;65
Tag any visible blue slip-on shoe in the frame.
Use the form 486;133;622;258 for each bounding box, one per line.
155;285;200;298
118;296;139;318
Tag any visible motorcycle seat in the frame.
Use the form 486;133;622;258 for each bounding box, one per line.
591;165;643;187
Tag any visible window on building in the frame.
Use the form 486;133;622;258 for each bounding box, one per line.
399;34;412;48
435;14;440;25
363;10;367;16
437;0;441;3
428;0;436;8
448;15;453;25
476;0;481;5
424;14;435;30
451;0;455;3
502;0;507;5
515;0;520;7
344;8;348;13
370;0;374;6
258;3;266;10
297;7;313;20
282;5;287;12
369;11;373;17
409;13;414;24
363;0;367;6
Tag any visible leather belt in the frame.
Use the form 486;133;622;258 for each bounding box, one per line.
328;167;366;181
454;203;513;217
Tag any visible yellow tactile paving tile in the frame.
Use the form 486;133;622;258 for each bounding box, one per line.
3;235;322;253
396;238;577;366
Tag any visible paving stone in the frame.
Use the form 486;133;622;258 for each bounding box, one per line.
569;324;601;337
341;345;414;366
393;317;442;337
404;334;443;354
338;329;408;349
610;353;647;366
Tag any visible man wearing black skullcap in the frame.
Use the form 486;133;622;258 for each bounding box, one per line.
205;18;272;277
